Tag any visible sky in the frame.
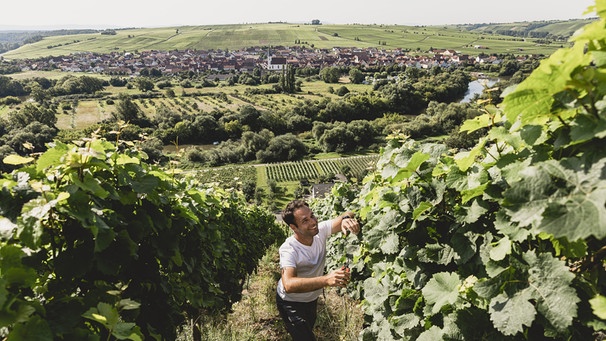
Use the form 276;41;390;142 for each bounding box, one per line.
1;0;597;30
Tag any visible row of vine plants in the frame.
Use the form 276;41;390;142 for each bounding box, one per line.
315;2;606;339
0;137;285;339
265;155;379;182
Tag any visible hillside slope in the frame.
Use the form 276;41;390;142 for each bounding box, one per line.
0;19;592;60
455;18;595;39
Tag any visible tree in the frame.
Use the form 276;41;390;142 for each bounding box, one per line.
8;103;58;129
336;86;350;96
320;67;341;83
114;94;143;122
280;64;297;93
3;121;57;154
237;105;263;131
347;119;377;147
191;114;224;143
499;59;520;76
319;125;356;153
133;77;155;92
0;75;26;97
256;134;307;163
223;120;243;138
349;68;365;84
28;82;48;102
52;75;104;95
285;114;312;133
241;129;273;161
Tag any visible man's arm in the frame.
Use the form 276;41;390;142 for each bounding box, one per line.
281;267;348;293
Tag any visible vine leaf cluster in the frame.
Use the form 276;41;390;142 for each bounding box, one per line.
317;1;606;339
0;137;284;339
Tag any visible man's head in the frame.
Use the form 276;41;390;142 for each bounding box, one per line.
282;200;319;242
282;200;309;227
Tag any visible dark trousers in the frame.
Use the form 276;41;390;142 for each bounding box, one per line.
276;294;318;341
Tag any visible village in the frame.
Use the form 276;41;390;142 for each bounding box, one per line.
9;44;522;76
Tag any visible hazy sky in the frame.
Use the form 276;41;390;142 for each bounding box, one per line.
2;0;597;30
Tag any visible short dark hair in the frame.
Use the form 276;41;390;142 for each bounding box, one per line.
282;200;309;226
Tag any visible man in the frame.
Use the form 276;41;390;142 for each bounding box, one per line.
276;199;360;340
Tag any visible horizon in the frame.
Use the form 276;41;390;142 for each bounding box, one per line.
0;0;596;31
0;17;599;32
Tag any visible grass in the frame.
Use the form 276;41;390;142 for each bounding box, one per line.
2;21;580;61
177;243;364;341
3;76;373;133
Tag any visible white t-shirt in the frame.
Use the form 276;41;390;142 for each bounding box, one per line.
276;219;333;302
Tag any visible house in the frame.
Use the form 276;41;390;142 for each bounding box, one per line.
310;183;335;199
268;56;287;70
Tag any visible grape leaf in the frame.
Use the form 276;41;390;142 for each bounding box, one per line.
454;140;485;172
2;154;34;165
524;252;579;331
502;44;591;126
502;165;552;228
417;326;443;341
489;236;511;262
391;313;421;337
538;158;606;240
489;290;536;336
392;151;430;183
417;243;456;265
590;295;606;320
36;141;68;172
7;315;53;341
0;217;17;240
570;114;606;143
460;113;494;133
379;232;400;255
412;202;432;220
0;245;37;287
421;272;460;314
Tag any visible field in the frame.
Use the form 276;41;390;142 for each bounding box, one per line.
265;155;379;182
45;78;364;130
1;22;574;60
458;18;594;38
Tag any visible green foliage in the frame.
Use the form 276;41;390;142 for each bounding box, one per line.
0;137;284;339
320;67;341;83
315;2;606;339
52;74;105;96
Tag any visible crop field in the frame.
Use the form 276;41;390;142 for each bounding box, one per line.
192;164;257;188
1;22;573;61
265;155;380;182
48;79;370;130
185;154;379;191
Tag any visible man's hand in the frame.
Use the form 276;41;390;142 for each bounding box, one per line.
340;214;360;235
326;266;351;288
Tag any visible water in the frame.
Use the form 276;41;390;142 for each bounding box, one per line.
461;78;498;103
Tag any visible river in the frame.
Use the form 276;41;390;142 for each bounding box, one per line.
461;78;499;103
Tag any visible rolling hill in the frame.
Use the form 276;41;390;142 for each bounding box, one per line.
0;18;594;60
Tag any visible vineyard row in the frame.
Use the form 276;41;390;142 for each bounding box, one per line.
265;155;379;182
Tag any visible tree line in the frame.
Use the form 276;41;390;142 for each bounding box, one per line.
0;57;534;173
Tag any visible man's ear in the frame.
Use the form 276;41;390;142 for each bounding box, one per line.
289;223;298;232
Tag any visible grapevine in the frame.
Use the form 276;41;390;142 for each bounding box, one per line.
317;1;606;339
0;137;284;339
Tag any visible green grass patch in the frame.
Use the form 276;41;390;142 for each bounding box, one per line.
2;21;580;61
177;243;363;340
